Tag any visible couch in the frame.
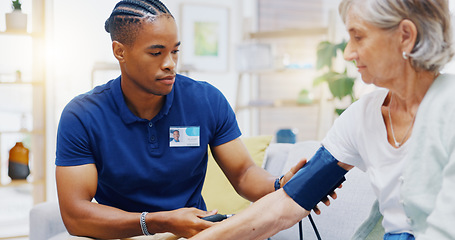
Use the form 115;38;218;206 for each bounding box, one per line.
30;137;378;240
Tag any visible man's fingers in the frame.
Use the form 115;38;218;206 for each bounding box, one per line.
198;209;218;218
290;159;307;174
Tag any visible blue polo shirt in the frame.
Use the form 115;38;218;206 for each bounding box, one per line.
56;74;241;212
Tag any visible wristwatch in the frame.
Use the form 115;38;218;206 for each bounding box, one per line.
274;175;285;190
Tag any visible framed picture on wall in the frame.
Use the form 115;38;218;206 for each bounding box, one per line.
180;4;229;72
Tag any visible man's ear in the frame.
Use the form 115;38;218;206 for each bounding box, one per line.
399;19;417;54
112;41;126;62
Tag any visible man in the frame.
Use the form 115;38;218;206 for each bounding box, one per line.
171;130;180;142
55;1;304;239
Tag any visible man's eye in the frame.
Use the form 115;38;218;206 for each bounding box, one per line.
172;50;180;54
150;52;161;56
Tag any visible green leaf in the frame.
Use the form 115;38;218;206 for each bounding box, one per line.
313;71;338;86
312;39;356;106
334;40;347;53
316;41;337;70
335;108;346;115
12;0;21;10
327;74;356;100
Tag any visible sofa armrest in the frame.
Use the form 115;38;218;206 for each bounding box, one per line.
263;143;294;176
29;201;67;240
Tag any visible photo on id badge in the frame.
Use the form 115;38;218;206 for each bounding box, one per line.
169;126;200;147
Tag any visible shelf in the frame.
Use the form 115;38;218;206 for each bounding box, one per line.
236;99;317;111
0;235;28;240
0;130;45;135
239;67;314;75
0;2;47;239
0;179;45;188
0;31;43;38
248;27;329;39
0;81;44;86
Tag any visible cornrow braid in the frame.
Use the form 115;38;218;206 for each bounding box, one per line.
105;0;173;46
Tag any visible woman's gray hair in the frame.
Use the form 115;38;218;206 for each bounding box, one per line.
339;0;453;72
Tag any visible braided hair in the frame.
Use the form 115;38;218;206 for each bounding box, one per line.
105;0;173;46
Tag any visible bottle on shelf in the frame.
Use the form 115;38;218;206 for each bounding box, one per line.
8;142;30;180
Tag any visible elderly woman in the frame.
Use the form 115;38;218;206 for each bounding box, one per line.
189;0;455;240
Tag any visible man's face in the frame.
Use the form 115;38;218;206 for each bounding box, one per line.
121;16;180;96
173;131;180;141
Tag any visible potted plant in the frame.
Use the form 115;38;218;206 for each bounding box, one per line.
5;0;28;32
313;40;356;115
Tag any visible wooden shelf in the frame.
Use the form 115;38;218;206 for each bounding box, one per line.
238;67;314;75
0;81;44;86
0;30;43;38
236;99;317;111
0;235;28;240
0;130;45;135
248;27;329;39
0;3;47;239
0;179;45;188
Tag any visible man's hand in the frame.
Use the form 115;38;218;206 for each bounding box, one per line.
154;208;218;238
279;159;307;187
279;159;343;215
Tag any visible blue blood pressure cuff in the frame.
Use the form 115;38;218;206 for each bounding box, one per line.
282;146;347;211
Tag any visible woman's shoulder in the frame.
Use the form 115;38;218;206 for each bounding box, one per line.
429;74;455;96
421;74;455;109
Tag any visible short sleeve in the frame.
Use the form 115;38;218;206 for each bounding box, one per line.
55;99;95;166
322;99;366;171
208;86;242;147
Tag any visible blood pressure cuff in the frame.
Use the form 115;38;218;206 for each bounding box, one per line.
282;146;347;211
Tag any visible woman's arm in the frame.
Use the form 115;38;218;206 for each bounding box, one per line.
190;189;309;240
190;147;353;240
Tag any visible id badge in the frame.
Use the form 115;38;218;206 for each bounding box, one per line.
169;126;200;147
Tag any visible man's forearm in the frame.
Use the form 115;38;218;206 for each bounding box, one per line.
61;201;144;239
61;201;215;239
236;165;276;202
190;189;309;240
237;159;307;203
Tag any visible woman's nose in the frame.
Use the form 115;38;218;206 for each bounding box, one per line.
343;41;357;61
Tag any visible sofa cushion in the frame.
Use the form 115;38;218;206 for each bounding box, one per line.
263;143;294;176
202;135;273;214
29;201;67;240
280;140;321;175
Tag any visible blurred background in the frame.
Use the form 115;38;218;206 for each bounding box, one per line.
1;0;455;238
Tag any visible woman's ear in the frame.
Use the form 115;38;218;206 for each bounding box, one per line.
112;41;126;62
399;19;417;53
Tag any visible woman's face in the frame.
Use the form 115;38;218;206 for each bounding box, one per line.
343;9;404;88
